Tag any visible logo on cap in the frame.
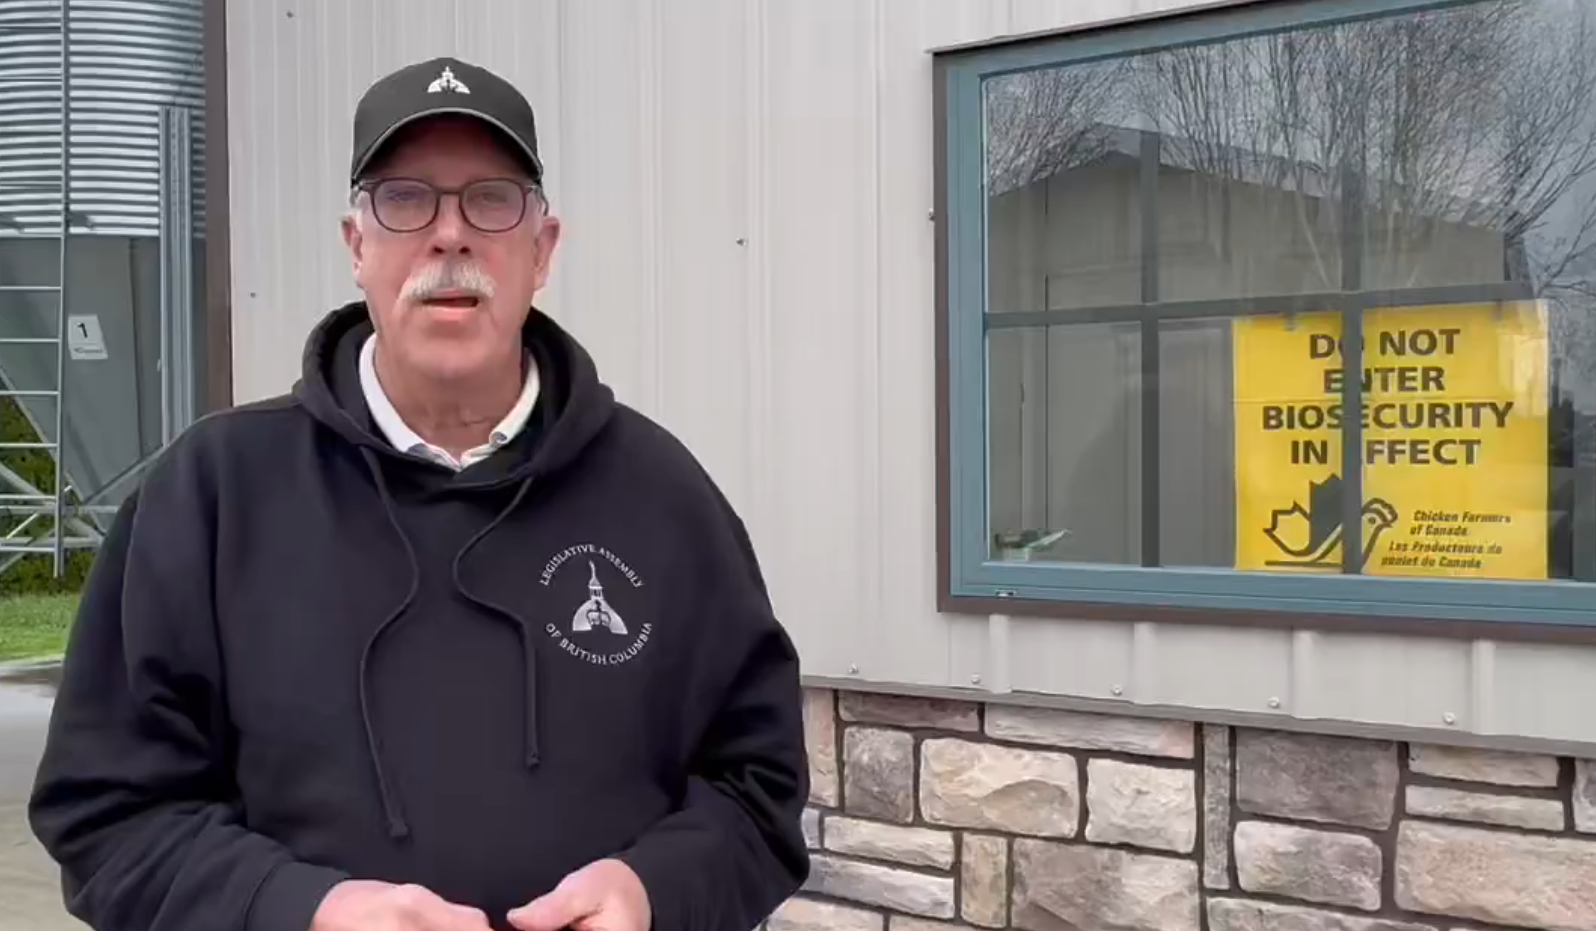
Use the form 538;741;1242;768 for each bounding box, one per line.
427;66;471;95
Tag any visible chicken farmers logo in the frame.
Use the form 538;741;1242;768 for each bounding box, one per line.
539;544;652;667
1261;474;1398;570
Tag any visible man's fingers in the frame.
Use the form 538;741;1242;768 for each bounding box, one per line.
506;896;577;931
504;898;565;931
507;883;594;931
440;902;495;931
392;884;493;931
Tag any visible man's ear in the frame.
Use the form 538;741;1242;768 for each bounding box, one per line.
341;213;365;284
530;215;562;291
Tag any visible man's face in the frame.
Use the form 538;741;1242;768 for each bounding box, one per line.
341;116;561;383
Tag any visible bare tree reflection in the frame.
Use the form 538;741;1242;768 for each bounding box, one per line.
985;0;1596;376
1138;0;1596;308
984;61;1131;195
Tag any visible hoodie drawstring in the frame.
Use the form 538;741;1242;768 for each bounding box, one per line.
355;448;540;841
451;476;540;767
357;449;421;839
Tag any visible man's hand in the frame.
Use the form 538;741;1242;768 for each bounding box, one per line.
507;859;652;931
311;879;494;931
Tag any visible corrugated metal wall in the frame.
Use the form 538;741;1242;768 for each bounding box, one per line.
223;0;1596;752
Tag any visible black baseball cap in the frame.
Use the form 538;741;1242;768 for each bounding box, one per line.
349;56;544;184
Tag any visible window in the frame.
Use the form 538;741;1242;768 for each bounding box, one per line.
934;0;1596;634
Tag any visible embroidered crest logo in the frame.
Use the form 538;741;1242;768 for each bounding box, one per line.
539;544;651;667
427;66;470;94
572;561;627;634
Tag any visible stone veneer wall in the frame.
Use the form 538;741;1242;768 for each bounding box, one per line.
771;687;1596;931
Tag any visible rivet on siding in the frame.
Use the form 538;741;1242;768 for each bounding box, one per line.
1443;712;1457;726
735;237;747;246
970;674;982;685
1110;685;1124;697
848;664;859;675
1267;697;1281;709
927;209;935;221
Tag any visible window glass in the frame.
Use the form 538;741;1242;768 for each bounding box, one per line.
980;0;1596;587
985;60;1145;314
986;323;1141;564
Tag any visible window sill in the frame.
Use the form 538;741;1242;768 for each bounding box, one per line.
942;562;1596;644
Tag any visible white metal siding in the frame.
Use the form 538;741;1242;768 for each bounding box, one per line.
224;0;1596;751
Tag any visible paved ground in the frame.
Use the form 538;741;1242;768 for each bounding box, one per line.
0;663;84;931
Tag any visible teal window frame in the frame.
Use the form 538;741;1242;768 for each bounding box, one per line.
933;0;1596;637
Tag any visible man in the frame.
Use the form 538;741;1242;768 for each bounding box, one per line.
28;56;810;931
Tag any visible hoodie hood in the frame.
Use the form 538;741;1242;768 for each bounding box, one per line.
291;299;616;490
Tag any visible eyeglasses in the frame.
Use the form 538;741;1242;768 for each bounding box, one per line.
357;177;544;233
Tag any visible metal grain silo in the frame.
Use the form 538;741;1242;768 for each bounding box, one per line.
0;0;205;574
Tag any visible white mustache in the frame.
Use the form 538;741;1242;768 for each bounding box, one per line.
401;261;497;303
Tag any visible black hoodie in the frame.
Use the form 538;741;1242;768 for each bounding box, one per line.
28;302;811;931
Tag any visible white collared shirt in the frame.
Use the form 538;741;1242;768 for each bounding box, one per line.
359;334;540;471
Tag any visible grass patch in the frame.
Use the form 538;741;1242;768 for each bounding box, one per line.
0;593;79;662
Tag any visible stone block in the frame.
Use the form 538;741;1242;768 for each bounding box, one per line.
801;807;821;848
959;833;1006;928
1395;820;1596;931
1404;785;1565;831
1203;724;1232;889
804;689;838;806
843;727;915;823
839;691;980;732
1236;729;1398;830
824;817;955;870
890;920;979;931
1011;838;1199;931
1408;743;1559;787
919;738;1078;837
769;896;883;931
1208;898;1436;931
1234;820;1382;911
986;705;1194;758
1084;758;1196;853
1575;759;1595;833
804;854;956;919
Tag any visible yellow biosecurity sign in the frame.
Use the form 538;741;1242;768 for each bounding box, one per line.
1233;301;1549;580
